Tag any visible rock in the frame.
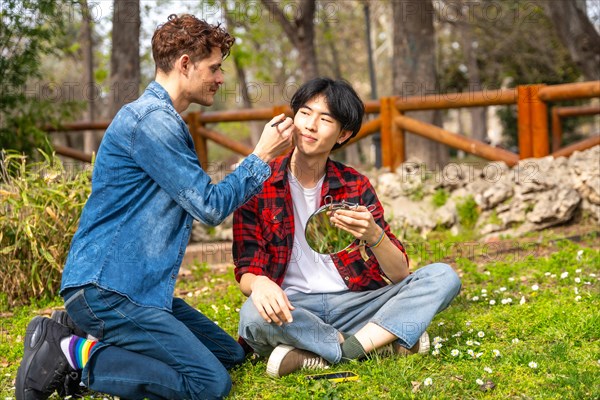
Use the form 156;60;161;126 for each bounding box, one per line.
434;200;457;227
526;188;581;225
187;145;600;244
377;172;403;199
476;181;513;210
386;196;437;235
581;199;600;221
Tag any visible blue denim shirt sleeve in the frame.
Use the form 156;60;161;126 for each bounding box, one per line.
61;81;272;310
131;110;271;226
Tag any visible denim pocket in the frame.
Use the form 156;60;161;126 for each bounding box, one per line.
64;288;105;340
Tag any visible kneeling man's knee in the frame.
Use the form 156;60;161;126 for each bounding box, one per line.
201;372;232;399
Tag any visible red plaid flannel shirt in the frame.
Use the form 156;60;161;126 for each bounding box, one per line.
232;151;409;291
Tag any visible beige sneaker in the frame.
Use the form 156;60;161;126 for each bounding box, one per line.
266;345;329;378
378;331;430;356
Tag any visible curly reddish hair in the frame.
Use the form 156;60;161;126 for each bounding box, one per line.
151;14;235;73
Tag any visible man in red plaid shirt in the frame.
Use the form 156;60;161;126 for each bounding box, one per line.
233;78;461;377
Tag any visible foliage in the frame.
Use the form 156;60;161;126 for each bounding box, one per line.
0;0;82;156
456;195;480;229
1;237;598;399
431;188;449;208
436;1;584;149
0;150;90;309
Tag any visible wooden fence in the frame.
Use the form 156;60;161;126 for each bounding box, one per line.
46;81;600;170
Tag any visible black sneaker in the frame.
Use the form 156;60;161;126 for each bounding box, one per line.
50;311;87;397
50;310;87;338
15;316;75;400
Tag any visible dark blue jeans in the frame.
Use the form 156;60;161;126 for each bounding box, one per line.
63;284;245;400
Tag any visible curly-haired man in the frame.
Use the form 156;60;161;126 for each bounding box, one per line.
16;14;294;400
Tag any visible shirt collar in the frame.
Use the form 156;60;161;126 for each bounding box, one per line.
146;81;174;106
271;149;346;191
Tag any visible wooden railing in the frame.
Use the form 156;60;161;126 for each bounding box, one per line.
45;81;600;169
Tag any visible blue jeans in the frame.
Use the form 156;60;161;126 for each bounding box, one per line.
239;263;461;363
63;285;245;400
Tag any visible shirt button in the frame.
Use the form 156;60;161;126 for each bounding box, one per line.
344;276;350;281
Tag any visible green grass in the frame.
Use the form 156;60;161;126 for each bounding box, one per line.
1;239;598;399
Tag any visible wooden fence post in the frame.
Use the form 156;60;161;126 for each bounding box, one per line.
188;111;209;168
517;85;533;159
530;84;549;157
551;108;562;153
380;97;404;170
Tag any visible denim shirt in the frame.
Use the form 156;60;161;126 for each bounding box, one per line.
61;81;271;310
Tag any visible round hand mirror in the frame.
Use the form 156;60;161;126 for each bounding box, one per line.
305;202;358;254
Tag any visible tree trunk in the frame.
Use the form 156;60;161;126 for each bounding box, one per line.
233;55;263;146
220;2;263;146
109;0;140;118
459;19;486;143
392;0;448;168
541;0;600;80
261;0;318;81
78;0;101;153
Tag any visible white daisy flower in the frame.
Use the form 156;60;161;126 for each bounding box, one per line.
478;331;485;338
492;349;501;357
528;361;538;369
424;377;433;386
451;349;460;357
561;272;569;279
484;367;493;373
476;378;484;385
531;284;539;291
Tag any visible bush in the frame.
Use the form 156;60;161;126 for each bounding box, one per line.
432;188;449;208
456;195;480;229
0;150;90;309
0;0;82;157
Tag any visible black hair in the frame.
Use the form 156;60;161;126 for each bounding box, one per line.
290;77;365;150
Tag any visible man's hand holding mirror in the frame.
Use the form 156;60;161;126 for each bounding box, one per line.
305;197;379;256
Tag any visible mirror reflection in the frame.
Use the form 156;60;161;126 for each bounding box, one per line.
305;203;357;254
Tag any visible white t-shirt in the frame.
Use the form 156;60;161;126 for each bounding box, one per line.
281;171;348;296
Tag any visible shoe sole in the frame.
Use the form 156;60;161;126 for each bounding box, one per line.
15;317;48;400
266;345;295;378
418;331;430;354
